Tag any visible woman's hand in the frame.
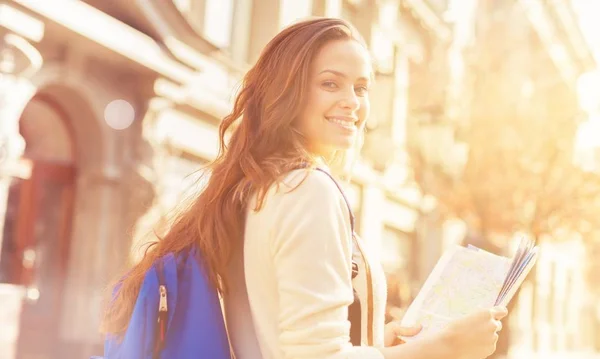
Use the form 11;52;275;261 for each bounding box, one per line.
383;322;422;346
438;306;508;359
376;307;507;359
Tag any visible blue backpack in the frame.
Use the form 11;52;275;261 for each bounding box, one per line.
94;168;364;358
95;246;232;359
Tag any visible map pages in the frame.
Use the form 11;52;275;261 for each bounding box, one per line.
399;237;538;341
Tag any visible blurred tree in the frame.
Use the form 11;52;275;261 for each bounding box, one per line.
414;2;600;245
416;87;600;245
408;1;600;356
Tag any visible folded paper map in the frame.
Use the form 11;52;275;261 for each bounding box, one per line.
400;237;538;341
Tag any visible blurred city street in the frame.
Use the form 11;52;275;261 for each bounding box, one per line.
0;0;599;358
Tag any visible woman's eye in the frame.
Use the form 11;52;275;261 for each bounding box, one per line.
322;81;338;89
355;86;369;96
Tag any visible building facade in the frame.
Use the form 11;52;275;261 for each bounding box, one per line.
0;1;438;358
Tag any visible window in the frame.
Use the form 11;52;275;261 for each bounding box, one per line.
196;0;254;63
175;0;239;52
204;0;236;49
173;0;208;38
280;0;313;29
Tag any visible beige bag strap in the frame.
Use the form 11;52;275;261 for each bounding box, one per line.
353;236;374;346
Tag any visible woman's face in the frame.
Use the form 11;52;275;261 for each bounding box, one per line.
295;39;372;159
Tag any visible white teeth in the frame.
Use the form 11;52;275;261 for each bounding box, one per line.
326;117;356;129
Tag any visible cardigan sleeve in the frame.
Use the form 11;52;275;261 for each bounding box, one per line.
269;170;384;359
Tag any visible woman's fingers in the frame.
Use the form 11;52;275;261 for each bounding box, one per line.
494;319;503;332
491;306;508;320
384;322;422;346
394;324;422;337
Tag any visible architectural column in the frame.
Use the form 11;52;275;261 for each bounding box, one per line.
248;0;282;63
231;0;253;64
60;96;159;349
59;169;124;344
0;32;43;256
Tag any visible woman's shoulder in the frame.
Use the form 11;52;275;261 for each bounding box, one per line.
250;168;347;214
247;168;350;219
276;168;344;199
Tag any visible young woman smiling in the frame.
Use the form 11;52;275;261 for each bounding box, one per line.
102;18;507;359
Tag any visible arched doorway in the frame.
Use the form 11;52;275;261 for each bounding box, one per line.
0;94;77;359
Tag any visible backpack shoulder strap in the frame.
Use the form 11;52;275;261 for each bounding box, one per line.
314;168;355;234
313;168;373;346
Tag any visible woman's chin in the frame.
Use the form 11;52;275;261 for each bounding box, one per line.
309;138;356;158
332;138;357;151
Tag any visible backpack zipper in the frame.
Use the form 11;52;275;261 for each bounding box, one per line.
159;285;168;312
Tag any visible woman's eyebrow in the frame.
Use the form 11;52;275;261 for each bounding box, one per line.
318;69;370;82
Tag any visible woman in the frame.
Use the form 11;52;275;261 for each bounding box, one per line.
102;18;506;359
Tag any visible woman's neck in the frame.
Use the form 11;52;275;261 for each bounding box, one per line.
313;156;331;171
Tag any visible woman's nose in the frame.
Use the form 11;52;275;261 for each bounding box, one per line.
339;89;360;110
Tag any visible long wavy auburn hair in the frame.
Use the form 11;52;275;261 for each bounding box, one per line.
101;17;368;336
